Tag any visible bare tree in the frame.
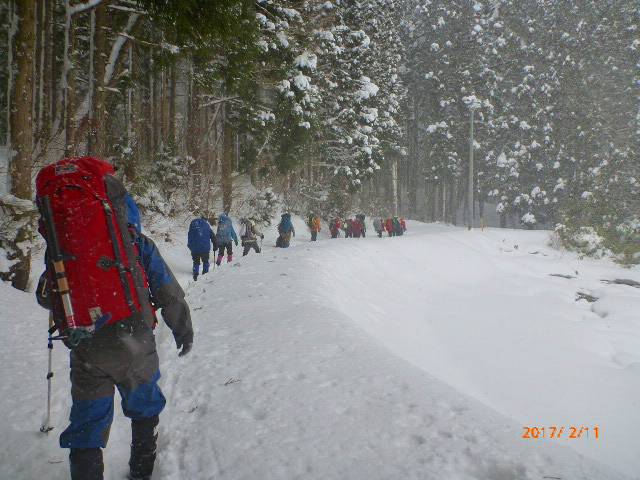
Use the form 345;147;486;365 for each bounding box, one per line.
5;0;36;290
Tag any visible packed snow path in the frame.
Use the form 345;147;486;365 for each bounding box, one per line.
1;220;638;479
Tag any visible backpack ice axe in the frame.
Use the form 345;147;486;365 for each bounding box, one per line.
38;195;93;347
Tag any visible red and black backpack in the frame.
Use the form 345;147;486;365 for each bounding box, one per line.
36;157;154;333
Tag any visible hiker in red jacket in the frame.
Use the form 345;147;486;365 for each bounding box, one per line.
351;217;363;238
385;217;394;237
329;217;342;238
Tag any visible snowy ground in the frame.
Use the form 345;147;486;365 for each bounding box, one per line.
1;217;638;479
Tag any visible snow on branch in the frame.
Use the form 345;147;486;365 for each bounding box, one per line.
70;0;103;15
75;13;140;122
104;14;140;84
107;4;147;14
198;97;240;109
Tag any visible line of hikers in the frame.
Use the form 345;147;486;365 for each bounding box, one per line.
189;212;409;279
327;214;407;239
299;213;407;242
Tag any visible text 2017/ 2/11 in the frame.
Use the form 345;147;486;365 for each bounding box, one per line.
522;426;600;440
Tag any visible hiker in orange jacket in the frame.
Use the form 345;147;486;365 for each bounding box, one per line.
308;213;321;241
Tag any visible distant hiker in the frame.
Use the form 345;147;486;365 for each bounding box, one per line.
356;214;366;237
373;217;384;238
352;217;364;238
329;217;342;238
216;213;239;264
276;212;295;248
308;213;321;241
240;218;264;256
344;219;354;238
400;217;407;233
393;216;403;236
188;214;217;281
385;217;394;237
35;157;193;480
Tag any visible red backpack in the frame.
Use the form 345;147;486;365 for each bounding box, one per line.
36;157;153;333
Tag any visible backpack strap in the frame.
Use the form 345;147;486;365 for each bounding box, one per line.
102;200;137;313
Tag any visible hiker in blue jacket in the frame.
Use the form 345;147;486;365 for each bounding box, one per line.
215;213;238;265
276;212;295;248
187;215;217;281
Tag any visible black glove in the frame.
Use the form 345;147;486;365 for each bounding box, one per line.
234;240;238;246
174;330;193;357
66;328;93;349
179;342;192;357
261;234;264;239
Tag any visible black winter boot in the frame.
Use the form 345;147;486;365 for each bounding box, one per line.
70;448;103;480
128;415;159;480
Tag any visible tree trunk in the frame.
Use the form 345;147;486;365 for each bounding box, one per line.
391;156;399;216
168;64;176;146
37;0;51;143
48;0;58;133
124;41;136;181
63;1;77;157
7;0;36;291
88;1;108;156
159;70;168;147
221;103;233;213
6;0;15;145
148;52;156;156
33;0;42;136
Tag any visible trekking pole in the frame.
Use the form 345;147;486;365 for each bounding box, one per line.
40;314;55;434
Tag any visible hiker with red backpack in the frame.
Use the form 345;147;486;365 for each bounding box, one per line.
215;212;239;265
188;214;217;281
35;157;193;480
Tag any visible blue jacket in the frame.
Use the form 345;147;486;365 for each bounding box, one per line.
187;217;216;253
127;195;192;345
278;213;294;234
216;214;238;245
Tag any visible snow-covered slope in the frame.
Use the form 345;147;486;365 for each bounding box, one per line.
1;219;638;479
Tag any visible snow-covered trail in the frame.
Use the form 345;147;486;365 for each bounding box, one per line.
1;219;637;479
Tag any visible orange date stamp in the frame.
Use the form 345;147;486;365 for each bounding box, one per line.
522;426;600;440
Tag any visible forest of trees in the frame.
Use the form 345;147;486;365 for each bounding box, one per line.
1;0;638;290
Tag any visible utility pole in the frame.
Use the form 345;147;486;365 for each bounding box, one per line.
467;107;475;230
